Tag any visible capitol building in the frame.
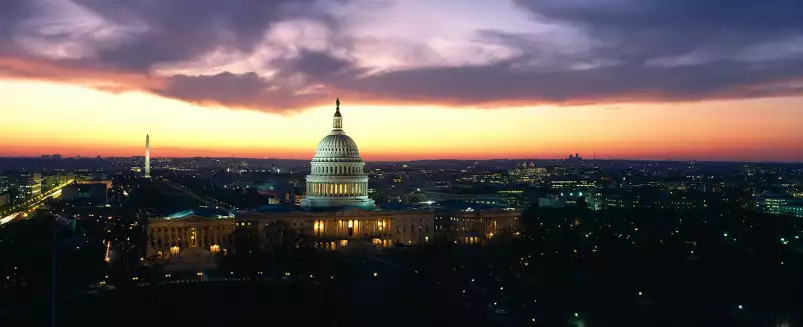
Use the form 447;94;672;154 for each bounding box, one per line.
146;100;520;260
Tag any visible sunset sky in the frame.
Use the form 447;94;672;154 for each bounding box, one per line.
1;0;802;162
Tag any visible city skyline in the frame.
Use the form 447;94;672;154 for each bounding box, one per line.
1;1;802;162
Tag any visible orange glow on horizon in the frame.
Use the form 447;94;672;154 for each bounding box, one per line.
0;79;802;162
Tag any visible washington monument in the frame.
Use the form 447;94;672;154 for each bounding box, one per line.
145;134;151;178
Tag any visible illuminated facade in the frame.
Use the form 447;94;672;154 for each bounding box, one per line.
238;205;519;247
146;211;235;260
509;162;549;184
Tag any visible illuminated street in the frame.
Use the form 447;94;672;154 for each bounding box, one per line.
0;180;73;225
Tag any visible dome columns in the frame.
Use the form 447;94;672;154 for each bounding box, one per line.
305;181;368;197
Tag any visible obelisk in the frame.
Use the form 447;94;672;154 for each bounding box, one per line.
145;134;151;178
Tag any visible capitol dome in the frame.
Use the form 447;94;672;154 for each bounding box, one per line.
313;134;361;161
300;98;375;210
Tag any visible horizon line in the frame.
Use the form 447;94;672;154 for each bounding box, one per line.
0;155;801;164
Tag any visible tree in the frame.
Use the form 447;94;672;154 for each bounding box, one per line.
261;220;303;252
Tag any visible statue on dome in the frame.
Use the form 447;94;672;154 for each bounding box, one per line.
336;97;340;110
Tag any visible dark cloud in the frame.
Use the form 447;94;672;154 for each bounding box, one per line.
0;1;32;50
1;0;803;113
76;0;324;71
157;71;323;113
513;0;803;58
515;0;803;31
335;58;803;106
337;0;803;107
283;51;352;78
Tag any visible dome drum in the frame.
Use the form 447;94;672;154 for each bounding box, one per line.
310;162;365;175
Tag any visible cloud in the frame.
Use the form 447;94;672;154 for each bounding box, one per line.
1;0;803;113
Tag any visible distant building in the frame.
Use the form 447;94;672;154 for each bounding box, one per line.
508;163;549;184
548;178;596;189
62;183;108;205
538;196;568;208
14;173;42;202
586;192;626;210
755;193;803;217
0;193;9;206
566;153;583;161
780;203;803;218
425;191;507;205
51;154;61;160
0;175;8;194
40;154;52;159
43;173;74;192
539;191;586;208
755;193;789;215
75;179;112;190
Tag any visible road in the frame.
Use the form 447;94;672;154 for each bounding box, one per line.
159;178;232;211
0;180;74;225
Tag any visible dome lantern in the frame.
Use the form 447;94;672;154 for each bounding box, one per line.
333;98;343;131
